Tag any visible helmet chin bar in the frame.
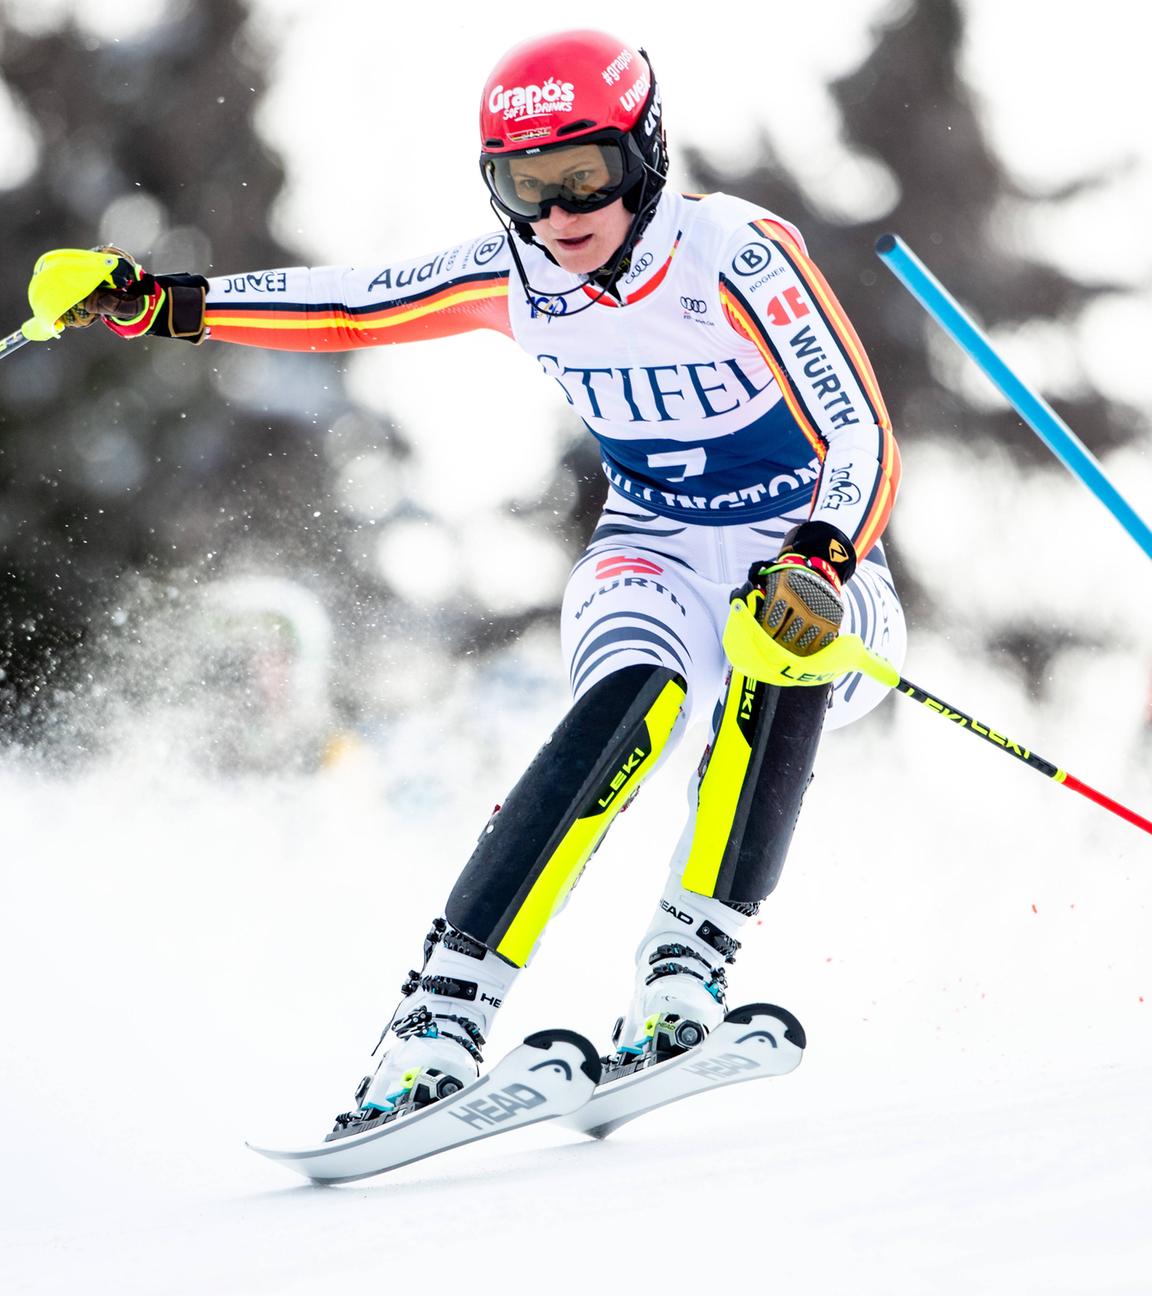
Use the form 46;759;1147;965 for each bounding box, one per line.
494;165;664;320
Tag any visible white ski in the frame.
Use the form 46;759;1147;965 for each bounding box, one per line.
248;1029;601;1184
558;1003;805;1140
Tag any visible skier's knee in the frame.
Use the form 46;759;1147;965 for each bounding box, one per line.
445;664;687;965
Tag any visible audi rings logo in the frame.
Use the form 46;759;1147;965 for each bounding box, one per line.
472;236;504;266
732;242;772;276
532;294;568;316
680;296;707;314
625;252;654;282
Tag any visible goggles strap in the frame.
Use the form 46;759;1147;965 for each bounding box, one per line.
490;200;617;318
489;170;661;320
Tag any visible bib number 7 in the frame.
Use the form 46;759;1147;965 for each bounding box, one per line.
647;447;707;483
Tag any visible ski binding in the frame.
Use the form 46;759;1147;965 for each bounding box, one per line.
559;1002;805;1139
248;1028;601;1184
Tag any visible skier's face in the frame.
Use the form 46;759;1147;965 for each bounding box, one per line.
507;144;632;274
529;198;633;274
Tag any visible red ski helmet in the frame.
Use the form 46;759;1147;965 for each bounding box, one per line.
479;30;667;226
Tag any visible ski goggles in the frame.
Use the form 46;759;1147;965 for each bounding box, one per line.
480;137;639;223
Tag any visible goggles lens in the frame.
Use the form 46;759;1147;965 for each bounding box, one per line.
482;140;629;221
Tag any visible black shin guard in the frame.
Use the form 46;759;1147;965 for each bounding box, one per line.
446;665;686;967
726;682;829;900
682;673;829;905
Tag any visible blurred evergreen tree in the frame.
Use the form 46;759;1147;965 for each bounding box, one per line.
0;0;404;738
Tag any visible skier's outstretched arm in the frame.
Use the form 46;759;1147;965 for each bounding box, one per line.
27;238;517;352
202;237;516;349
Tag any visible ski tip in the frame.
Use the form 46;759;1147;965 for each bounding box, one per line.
522;1028;603;1084
725;1003;806;1051
245;1139;313;1163
246;1140;283;1160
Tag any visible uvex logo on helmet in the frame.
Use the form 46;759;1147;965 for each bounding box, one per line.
617;71;651;115
488;78;576;122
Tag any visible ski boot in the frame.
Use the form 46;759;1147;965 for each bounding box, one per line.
328;918;518;1140
606;883;753;1077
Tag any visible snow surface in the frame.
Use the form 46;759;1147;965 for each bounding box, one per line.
1;634;1149;1295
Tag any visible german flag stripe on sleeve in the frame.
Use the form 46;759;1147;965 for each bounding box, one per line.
719;275;828;463
749;219;899;555
751;219;890;430
206;271;512;350
848;421;901;559
721;222;900;557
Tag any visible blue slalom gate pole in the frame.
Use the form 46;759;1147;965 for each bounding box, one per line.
876;233;1152;563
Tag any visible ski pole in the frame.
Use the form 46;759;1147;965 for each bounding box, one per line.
0;325;38;361
723;600;1152;838
874;233;1152;564
881;673;1151;837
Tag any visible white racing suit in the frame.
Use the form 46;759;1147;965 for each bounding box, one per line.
202;189;905;1044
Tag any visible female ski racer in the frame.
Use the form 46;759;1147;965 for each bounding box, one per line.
53;29;905;1134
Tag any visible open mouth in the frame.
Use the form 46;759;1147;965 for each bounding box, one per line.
556;234;594;250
